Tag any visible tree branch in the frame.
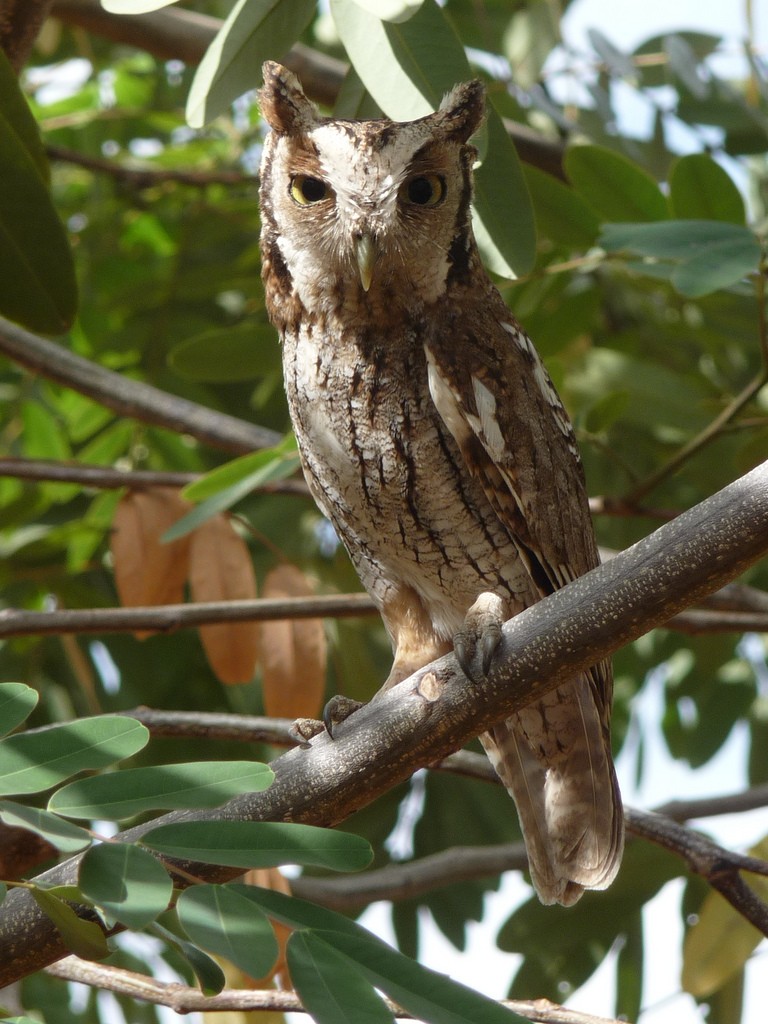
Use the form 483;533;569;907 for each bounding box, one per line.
49;0;566;178
0;456;310;496
0;0;55;71
45;958;622;1024
1;460;768;984
290;781;768;910
0;315;280;454
0;593;378;638
625;808;768;935
45;143;255;188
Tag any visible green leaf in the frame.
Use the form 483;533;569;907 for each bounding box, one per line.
565;145;669;222
0;50;77;332
142;821;373;871
0;50;47;182
664;33;708;99
0;800;92;852
669;155;746;224
316;928;526;1024
168;322;278;383
102;0;180;11
176;884;278;977
164;434;300;541
0;717;149;796
235;888;525;1023
152;918;227;994
351;0;424;22
634;31;721;88
78;843;172;929
600;220;761;297
288;930;395;1024
30;887;109;960
0;683;39;737
588;28;636;79
472;108;537;277
502;3;560;89
183;433;298;502
522;165;599;249
186;0;316;127
49;761;273;820
615;912;643;1022
331;0;535;275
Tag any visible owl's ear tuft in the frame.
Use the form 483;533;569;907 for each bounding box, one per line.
260;61;320;134
435;80;485;142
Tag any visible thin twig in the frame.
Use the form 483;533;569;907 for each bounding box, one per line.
0;456;310;496
0;593;379;638
0;315;279;455
46;144;255;188
626;808;768;936
0;594;375;635
45;957;623;1024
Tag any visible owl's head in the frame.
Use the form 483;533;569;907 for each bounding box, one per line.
258;61;484;320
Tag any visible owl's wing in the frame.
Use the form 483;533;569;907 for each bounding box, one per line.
423;309;598;596
424;305;623;905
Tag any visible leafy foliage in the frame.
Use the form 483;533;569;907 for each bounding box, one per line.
1;2;768;1023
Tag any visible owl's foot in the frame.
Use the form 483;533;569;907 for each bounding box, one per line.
453;592;505;683
323;695;366;738
289;695;365;745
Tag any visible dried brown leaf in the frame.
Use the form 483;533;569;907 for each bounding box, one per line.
110;488;192;639
259;565;327;719
188;514;260;685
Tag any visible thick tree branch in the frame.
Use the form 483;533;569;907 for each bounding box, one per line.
45;958;621;1024
1;460;768;984
0;315;280;453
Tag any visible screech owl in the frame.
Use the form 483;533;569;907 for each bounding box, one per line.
258;61;623;906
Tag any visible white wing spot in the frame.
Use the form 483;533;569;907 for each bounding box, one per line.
502;320;536;357
425;348;472;444
471;377;505;460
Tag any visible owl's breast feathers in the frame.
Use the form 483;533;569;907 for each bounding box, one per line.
281;315;537;641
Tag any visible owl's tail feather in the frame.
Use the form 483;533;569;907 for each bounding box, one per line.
480;673;623;907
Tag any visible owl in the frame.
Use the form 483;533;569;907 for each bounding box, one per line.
258;61;623;906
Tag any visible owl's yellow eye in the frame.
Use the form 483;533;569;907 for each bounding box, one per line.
405;174;446;207
290;175;328;205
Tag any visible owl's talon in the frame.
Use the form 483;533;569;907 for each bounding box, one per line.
322;695;366;739
454;592;506;682
453;634;477;683
290;717;325;747
479;623;503;676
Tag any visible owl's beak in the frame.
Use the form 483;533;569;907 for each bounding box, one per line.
355;234;376;292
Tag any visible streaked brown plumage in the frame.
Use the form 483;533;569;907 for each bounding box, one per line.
258;61;623;905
